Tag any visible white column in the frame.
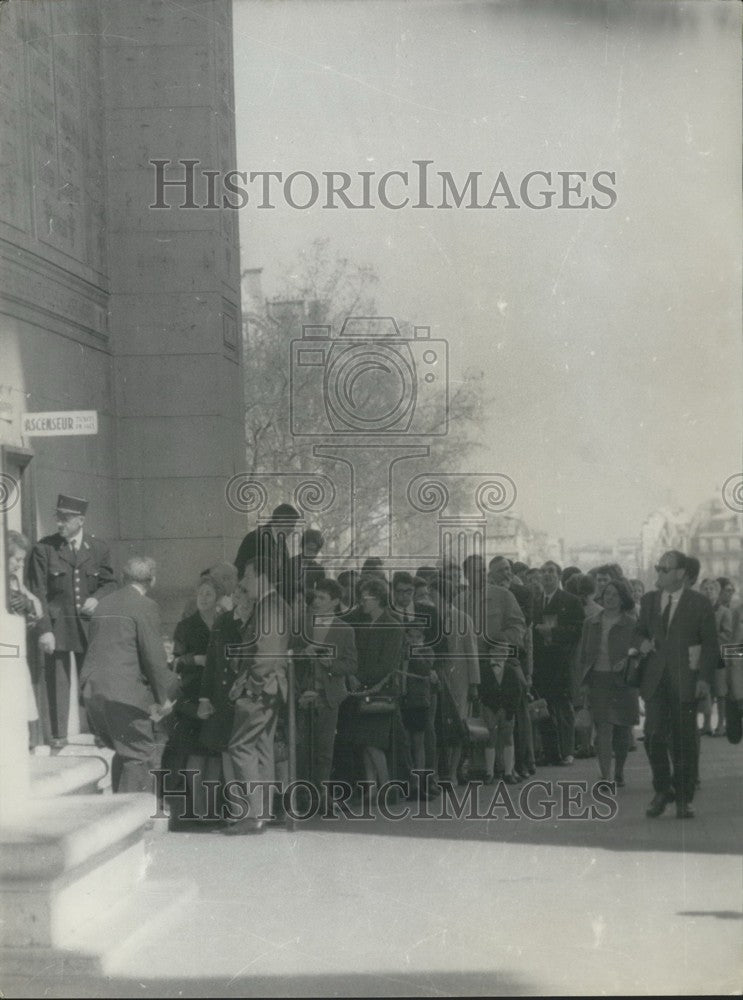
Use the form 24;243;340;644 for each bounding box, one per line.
0;607;31;825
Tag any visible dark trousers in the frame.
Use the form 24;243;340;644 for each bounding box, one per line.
423;691;439;779
45;650;89;740
644;675;697;805
547;691;575;760
85;694;159;793
514;689;535;772
296;699;339;787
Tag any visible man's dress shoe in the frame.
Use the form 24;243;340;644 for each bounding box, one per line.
726;697;743;745
223;817;265;835
646;793;672;818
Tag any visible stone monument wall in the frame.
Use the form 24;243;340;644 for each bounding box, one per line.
0;0;245;624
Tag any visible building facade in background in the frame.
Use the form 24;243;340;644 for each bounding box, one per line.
0;0;245;625
687;498;743;586
566;542;614;573
637;508;688;586
484;515;563;568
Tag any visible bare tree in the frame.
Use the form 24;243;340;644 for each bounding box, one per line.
242;240;485;559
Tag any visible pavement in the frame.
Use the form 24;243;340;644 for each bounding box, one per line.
2;732;742;997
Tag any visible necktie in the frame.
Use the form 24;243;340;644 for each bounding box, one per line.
661;595;671;635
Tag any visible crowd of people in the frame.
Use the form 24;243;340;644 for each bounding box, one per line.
7;495;743;832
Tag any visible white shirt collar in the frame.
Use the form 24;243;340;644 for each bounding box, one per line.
68;529;84;550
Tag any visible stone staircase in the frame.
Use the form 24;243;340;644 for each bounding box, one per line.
30;754;108;798
1;754;193;974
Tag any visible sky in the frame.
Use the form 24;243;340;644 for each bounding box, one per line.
231;0;742;547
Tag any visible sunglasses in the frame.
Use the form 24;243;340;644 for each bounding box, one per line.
654;564;678;574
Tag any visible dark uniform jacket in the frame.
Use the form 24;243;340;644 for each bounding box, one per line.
80;584;177;711
28;532;116;652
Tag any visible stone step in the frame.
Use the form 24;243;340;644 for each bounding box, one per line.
0;878;197;976
3;837;148;949
30;754;109;798
1;794;154;880
56;742;115;792
65;734;101;747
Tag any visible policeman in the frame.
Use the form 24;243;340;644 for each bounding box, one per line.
28;494;116;747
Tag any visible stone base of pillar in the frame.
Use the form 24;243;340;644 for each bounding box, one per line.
0;794;195;974
29;753;110;798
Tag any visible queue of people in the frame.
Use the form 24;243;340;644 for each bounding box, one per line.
163;514;742;828
8;494;743;828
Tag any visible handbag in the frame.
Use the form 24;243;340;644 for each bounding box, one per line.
464;699;490;744
527;697;549;722
356;693;396;715
623;652;645;688
352;672;397;714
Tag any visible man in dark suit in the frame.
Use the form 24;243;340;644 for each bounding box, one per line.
295;578;357;797
532;560;585;764
80;556;178;794
28;493;116;746
234;503;300;605
633;550;719;819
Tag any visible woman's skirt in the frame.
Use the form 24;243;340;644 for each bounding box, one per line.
347;702;394;750
589;672;639;728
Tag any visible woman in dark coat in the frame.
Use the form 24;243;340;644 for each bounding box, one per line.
198;604;250;754
164;577;219;769
578;578;639;786
160;576;224;820
350;577;404;795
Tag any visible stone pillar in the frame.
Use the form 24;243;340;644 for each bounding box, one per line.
101;0;245;625
0;608;30;825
